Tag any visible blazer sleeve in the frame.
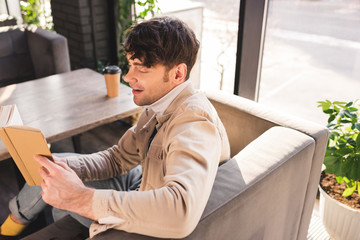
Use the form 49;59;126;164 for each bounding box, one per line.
66;125;141;181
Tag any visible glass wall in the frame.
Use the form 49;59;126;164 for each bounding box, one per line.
157;0;240;92
259;0;360;124
191;0;239;93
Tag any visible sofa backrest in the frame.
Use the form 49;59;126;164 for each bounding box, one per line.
0;26;35;87
26;26;70;79
208;97;276;158
0;25;71;88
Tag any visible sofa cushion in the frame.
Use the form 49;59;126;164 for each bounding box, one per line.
0;31;13;57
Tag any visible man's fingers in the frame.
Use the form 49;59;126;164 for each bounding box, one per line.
34;154;60;174
38;166;49;177
35;154;74;181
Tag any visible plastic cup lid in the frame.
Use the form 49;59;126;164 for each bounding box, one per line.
103;65;121;74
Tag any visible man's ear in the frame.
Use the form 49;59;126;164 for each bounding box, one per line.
173;63;187;85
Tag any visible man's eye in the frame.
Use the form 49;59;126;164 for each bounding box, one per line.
138;67;148;73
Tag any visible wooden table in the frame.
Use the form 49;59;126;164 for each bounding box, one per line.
0;68;142;161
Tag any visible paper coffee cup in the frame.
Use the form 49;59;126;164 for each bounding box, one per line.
103;65;121;98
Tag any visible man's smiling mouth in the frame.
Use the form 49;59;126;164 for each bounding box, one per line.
132;88;144;95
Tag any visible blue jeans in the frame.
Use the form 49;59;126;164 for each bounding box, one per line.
9;154;142;228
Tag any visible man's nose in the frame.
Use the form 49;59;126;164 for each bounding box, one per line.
123;69;135;84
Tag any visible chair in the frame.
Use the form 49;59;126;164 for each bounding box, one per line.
0;25;70;87
23;90;329;240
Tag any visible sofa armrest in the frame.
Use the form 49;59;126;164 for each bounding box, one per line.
26;25;70;78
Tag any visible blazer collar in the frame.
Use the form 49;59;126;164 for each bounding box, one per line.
155;83;196;128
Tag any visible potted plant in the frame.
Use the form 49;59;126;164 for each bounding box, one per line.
317;100;360;240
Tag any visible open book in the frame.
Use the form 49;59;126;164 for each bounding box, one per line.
0;104;53;186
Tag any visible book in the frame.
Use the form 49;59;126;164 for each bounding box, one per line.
0;104;53;186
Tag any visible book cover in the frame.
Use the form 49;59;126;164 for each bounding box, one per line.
0;105;53;186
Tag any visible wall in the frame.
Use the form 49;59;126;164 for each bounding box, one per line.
51;0;117;70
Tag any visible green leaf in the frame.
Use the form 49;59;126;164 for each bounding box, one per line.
336;147;353;156
344;137;356;147
345;101;354;107
341;158;354;177
342;184;356;197
336;175;345;184
329;131;339;138
349;157;360;180
324;155;339;165
328;115;336;123
325;147;337;154
334;101;348;105
324;109;334;114
318;100;331;111
340;119;351;124
349;107;359;112
324;156;342;175
343;176;350;184
355;123;360;131
344;110;357;120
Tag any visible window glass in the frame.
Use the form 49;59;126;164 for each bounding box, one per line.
259;0;360;124
157;0;240;92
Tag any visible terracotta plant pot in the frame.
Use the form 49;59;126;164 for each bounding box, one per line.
319;186;360;240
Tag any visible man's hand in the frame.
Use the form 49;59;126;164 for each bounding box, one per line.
34;154;96;220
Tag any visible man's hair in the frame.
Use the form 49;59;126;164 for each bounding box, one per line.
124;16;200;80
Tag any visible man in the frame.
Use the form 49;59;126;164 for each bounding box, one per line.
0;16;230;239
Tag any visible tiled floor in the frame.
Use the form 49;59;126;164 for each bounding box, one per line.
307;199;331;240
307;213;331;240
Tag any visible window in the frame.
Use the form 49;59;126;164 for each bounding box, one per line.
259;0;360;123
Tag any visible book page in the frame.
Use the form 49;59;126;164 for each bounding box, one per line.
0;104;24;154
0;105;23;127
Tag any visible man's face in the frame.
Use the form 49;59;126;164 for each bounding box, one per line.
123;55;178;106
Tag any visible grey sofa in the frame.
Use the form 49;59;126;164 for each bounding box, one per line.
0;25;70;87
23;90;328;240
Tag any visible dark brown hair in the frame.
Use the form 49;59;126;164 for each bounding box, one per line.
124;16;200;80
